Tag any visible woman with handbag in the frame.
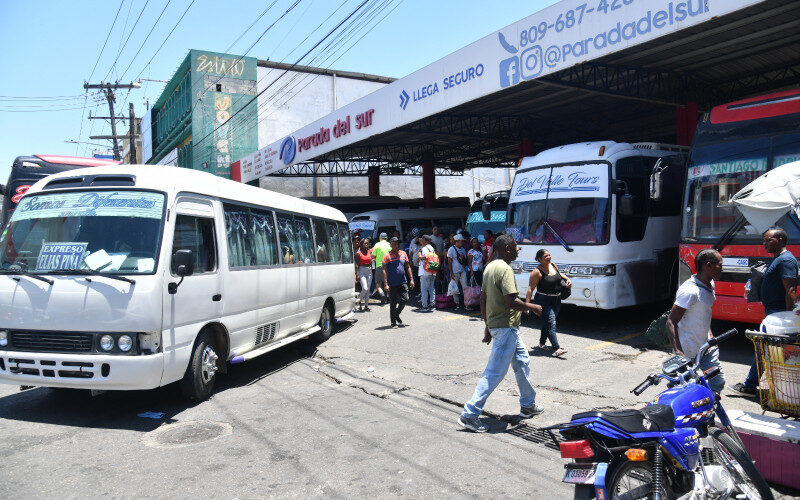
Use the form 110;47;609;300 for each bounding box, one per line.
525;249;571;357
355;239;374;312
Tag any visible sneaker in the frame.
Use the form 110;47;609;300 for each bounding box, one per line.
396;317;403;325
552;348;567;357
538;344;552;351
519;404;545;418
454;305;463;311
731;383;757;396
458;416;489;432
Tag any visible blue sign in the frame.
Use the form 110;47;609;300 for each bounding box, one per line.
36;242;88;271
279;136;296;165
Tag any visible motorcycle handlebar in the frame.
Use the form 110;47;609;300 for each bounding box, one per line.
631;376;654;396
708;328;738;347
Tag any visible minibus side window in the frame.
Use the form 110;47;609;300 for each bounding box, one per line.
312;219;330;263
293;217;315;264
172;215;217;274
223;203;252;267
250;208;278;266
338;223;353;263
327;222;342;262
276;213;296;264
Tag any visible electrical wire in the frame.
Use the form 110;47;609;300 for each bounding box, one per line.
117;0;173;81
103;0;151;83
133;0;197;82
87;0;126;83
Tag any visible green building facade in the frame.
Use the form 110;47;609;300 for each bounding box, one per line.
147;49;259;179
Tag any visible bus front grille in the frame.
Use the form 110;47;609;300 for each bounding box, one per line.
9;332;94;352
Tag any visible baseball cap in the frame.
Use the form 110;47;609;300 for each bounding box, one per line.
379;232;388;239
390;236;400;243
454;234;465;241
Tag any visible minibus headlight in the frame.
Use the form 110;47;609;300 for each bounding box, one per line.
118;335;133;352
99;335;115;352
0;330;7;347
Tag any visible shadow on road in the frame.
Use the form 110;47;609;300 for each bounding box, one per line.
0;322;353;431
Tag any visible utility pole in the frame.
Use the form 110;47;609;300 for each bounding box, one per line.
129;103;137;163
84;81;140;161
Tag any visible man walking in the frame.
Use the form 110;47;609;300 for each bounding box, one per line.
459;235;544;433
418;235;437;311
382;237;415;327
666;248;726;393
733;228;798;395
372;233;392;305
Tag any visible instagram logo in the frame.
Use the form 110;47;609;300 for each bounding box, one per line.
520;45;543;80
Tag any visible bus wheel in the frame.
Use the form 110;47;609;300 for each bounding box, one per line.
180;330;219;402
312;304;334;342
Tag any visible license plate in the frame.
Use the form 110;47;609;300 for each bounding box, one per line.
562;464;597;484
722;257;749;269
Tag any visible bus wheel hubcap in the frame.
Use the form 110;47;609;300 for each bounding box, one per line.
201;346;218;383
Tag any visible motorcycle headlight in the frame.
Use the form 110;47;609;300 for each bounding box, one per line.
99;335;115;352
0;330;7;347
118;335;133;352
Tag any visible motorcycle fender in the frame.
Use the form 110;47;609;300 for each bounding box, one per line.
594;462;609;500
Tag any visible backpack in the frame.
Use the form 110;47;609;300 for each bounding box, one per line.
423;251;440;273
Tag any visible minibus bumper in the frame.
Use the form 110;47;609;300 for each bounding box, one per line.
0;350;165;390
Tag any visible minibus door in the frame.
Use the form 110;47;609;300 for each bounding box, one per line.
161;196;223;382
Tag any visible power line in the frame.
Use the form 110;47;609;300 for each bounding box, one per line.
133;0;197;82
86;0;126;83
192;0;372;151
117;0;173;81
103;0;151;83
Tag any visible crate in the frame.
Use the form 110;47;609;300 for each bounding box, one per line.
746;327;800;417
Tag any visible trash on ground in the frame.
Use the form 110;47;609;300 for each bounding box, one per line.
137;411;165;419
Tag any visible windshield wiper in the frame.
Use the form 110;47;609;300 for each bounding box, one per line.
0;268;54;285
46;269;136;285
712;215;746;252
543;220;574;252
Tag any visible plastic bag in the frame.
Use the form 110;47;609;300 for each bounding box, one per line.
464;283;481;307
447;279;460;297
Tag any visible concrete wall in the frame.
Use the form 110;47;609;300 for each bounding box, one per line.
255;66;513;203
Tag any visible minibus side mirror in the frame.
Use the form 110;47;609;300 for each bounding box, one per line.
168;249;194;294
482;200;491;220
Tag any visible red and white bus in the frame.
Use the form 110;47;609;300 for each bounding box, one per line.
679;89;800;324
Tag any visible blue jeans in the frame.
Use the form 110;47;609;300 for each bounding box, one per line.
744;306;783;388
461;327;537;418
698;346;725;393
534;293;561;349
420;274;436;308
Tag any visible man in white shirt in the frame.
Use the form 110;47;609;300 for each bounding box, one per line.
417;235;437;311
666;249;725;393
430;226;445;256
448;234;469;310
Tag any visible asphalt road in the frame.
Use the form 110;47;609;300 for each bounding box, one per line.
0;296;796;498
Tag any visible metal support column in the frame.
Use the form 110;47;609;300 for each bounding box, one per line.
518;139;535;160
368;166;380;197
422;153;435;209
677;102;698;146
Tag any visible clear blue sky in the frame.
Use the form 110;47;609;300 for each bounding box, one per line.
0;0;557;182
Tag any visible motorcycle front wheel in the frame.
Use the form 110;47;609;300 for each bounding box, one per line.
608;461;669;500
709;428;774;500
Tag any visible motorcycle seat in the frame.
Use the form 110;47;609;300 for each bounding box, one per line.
571;404;675;433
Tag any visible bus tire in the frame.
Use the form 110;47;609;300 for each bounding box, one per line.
180;330;219;402
312;303;334;342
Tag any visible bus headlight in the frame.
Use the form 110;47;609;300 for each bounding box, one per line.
0;330;7;347
99;335;115;352
510;261;523;273
117;335;133;352
567;265;616;276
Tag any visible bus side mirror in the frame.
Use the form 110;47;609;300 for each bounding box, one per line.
168;249;194;294
482;200;491;220
650;159;665;201
619;194;636;216
0;184;5;196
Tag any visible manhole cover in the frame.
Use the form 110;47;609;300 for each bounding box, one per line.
142;420;232;449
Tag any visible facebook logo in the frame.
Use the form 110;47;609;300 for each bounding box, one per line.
499;56;520;88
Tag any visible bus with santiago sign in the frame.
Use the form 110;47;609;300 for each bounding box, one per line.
674;89;800;324
507;141;687;309
0;165;355;400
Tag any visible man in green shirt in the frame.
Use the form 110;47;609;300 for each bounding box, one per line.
372;233;392;304
459;234;544;433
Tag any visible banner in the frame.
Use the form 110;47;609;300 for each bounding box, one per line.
510;164;608;203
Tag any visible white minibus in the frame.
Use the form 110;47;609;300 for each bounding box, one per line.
348;207;469;241
507;141;687;309
0;165;356;400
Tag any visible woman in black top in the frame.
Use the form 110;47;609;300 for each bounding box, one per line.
526;249;571;357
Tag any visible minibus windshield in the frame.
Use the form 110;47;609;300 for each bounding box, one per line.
507;163;609;245
0;190;166;274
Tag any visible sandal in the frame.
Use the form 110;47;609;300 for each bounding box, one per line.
552;348;567;357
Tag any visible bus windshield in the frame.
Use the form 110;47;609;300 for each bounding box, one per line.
507;163;609;245
1;190;166;274
683;134;800;242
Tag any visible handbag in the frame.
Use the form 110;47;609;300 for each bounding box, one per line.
464;275;481;307
560;276;572;300
747;262;767;303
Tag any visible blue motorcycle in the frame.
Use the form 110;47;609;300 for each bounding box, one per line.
547;329;773;500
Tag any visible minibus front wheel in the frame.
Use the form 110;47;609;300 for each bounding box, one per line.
181;329;219;402
312;302;334;342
